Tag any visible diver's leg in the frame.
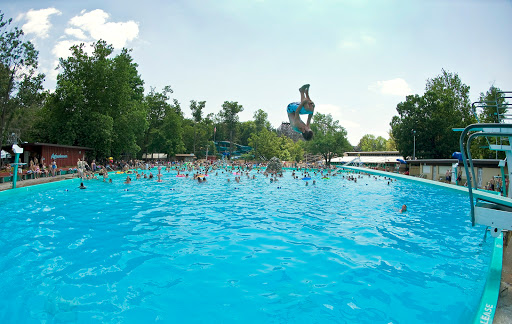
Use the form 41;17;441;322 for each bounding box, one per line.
305;85;311;101
300;87;306;102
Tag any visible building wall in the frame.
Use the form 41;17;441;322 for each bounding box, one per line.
412;162;507;188
409;165;421;176
455;167;505;188
41;146;86;167
481;168;506;188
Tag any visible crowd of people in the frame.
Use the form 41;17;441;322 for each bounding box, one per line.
73;159;408;211
1;157;63;181
484;177;509;194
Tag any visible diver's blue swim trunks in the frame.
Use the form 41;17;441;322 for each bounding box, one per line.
287;102;313;115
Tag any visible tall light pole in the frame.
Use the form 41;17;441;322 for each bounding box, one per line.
412;130;416;160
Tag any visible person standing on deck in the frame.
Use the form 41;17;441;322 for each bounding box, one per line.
51;160;57;177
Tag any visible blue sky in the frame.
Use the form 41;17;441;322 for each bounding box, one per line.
3;0;512;145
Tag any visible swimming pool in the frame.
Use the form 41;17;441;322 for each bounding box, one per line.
0;169;493;323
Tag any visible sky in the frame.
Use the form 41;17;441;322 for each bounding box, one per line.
2;0;512;145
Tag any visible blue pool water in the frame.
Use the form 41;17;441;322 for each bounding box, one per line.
0;170;492;323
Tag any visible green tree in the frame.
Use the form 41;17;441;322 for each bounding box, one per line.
306;113;351;165
238;121;256;146
109;48;146;159
181;119;194;154
253;109;272;132
141;86;174;157
386;131;397;151
200;113;216;157
219;101;244;156
248;128;280;160
161;99;185;156
390;69;475;159
182;116;214;158
190;100;206;156
278;135;305;161
0;12;45;161
38;40;146;160
358;134;387;151
212;113;226;143
477;85;507;123
288;139;305;162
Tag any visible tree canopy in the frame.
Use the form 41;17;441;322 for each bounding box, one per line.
219;101;244;155
306;113;351;165
248;128;303;161
357;134;387;151
37;41;146;160
390;69;476;159
0;11;45;163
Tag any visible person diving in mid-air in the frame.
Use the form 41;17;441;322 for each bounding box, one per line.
286;84;315;141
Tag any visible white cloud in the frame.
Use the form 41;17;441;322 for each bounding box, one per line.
46;9;140;82
68;9;139;49
368;78;413;97
65;28;87;40
20;8;62;39
340;40;359;49
316;103;360;129
361;34;376;45
46;63;60;82
339;32;376;50
52;39;93;59
316;103;371;145
49;39;96;81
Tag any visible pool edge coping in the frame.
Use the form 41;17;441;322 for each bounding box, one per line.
472;233;502;324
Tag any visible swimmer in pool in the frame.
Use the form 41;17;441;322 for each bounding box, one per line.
79;182;86;189
287;84;315;141
399;204;407;213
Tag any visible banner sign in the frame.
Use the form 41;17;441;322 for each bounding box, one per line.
51;154;68;160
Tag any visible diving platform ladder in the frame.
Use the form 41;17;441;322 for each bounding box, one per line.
471;91;512;124
469;91;512;156
459;123;512;237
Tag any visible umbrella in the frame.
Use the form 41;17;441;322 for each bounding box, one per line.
452;152;463;161
396;158;407;164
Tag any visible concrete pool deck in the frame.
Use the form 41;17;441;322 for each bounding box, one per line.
0;173;76;192
1;167;512;323
495;235;512;323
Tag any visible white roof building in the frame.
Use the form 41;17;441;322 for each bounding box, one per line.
331;151;405;165
142;153;168;159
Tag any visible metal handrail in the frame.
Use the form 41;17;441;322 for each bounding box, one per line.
467;131;512;188
459;124;512;226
